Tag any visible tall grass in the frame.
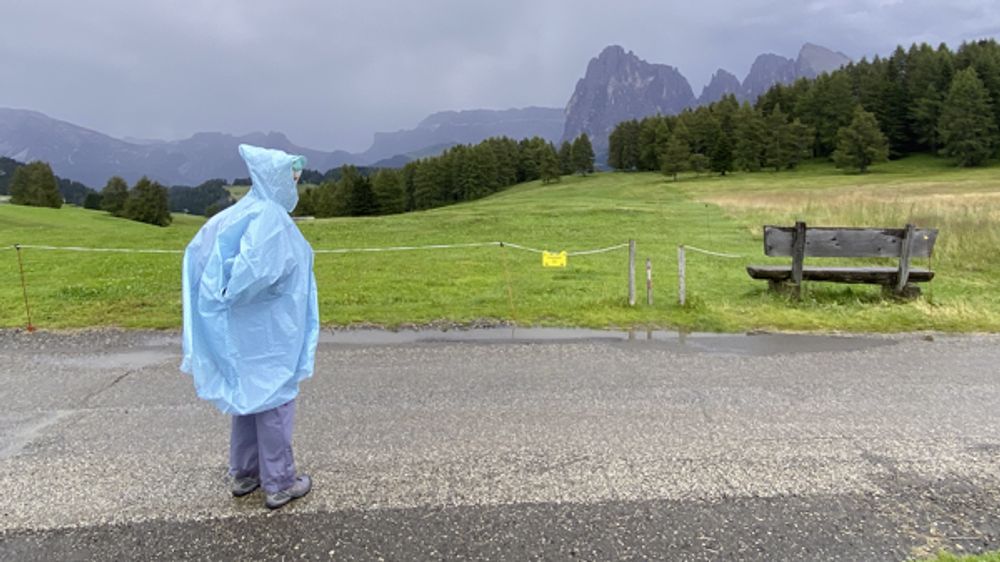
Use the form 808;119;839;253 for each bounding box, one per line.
1;155;998;332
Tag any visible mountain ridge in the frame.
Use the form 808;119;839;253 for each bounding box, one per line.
561;43;851;154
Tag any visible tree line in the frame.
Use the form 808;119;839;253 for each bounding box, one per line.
2;157;94;206
4;156;237;225
4;132;597;223
92;176;173;226
5;160;173;227
292;134;595;217
609;38;1000;176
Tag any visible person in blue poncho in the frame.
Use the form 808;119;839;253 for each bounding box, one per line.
181;144;319;510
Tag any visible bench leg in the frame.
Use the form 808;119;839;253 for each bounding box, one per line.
883;283;921;300
768;280;800;297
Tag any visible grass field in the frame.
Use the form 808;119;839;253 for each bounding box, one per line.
924;552;1000;562
1;155;998;331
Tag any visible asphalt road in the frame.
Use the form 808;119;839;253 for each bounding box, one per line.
1;328;999;561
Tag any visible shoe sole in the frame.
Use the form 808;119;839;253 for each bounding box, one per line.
265;484;311;510
232;485;259;498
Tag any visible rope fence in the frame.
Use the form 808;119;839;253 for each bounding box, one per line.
676;244;750;306
5;240;635;331
14;244;184;254
682;245;746;260
9;239;785;329
10;241;629;256
9;240;754;326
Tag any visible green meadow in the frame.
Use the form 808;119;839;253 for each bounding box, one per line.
924;552;1000;562
1;155;998;331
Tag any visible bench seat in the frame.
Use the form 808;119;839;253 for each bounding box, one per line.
747;265;934;284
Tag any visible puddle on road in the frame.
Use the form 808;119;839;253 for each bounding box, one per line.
321;327;898;356
3;329;898;361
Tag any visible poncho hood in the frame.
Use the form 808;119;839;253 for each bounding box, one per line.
239;144;306;213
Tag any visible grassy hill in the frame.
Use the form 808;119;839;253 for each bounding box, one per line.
2;155;998;331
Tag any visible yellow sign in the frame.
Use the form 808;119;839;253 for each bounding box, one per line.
542;251;568;268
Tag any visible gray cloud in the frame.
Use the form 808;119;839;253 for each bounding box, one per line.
1;0;997;152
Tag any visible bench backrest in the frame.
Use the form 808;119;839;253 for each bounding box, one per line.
763;225;938;258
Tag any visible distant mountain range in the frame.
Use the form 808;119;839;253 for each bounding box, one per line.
0;42;850;187
0;108;357;187
562;43;851;153
0;107;565;187
361;107;565;164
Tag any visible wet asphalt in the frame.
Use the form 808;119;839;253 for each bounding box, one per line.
1;329;999;561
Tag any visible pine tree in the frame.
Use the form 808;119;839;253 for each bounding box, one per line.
413;158;444;209
877;47;913;156
660;135;691;180
558;141;574;175
479;144;500;193
638;118;661;171
346;175;378;216
939;67;998;166
955;39;1000;136
571;134;595;175
689;153;710;175
797;71;855;156
652;119;671;170
782;119;815;169
292;187;316;217
123;177;172;226
907;42;953;152
101;176;129;216
516;139;541;182
401;161;419;212
9;161;62;208
763;105;790;171
539;144;561;184
832;107;890;173
684;109;720;156
371;169;405;214
83;192;103;210
607;127;624;170
710;131;734;175
312;180;344;217
734;103;766;172
621;121;641;170
453;146;479;200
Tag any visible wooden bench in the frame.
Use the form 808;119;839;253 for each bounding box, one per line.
746;221;938;298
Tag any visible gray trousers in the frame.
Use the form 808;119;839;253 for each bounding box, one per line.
229;399;297;493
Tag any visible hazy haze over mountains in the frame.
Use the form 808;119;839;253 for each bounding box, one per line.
2;0;995;153
0;108;356;187
0;41;849;186
0;106;566;186
360;107;565;164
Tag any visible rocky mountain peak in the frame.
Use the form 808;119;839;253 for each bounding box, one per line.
741;53;799;100
698;69;743;105
562;46;695;152
796;43;852;78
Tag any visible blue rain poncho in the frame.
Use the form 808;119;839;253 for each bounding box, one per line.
181;144;319;415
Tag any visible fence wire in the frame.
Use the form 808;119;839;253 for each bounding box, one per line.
9;241;631;256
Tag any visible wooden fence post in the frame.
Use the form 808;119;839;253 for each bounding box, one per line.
678;245;686;306
646;257;653;306
14;245;35;332
628;239;636;306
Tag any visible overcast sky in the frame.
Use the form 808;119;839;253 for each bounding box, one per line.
2;0;998;152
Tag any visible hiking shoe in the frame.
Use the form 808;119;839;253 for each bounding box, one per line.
265;475;312;510
231;476;260;497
